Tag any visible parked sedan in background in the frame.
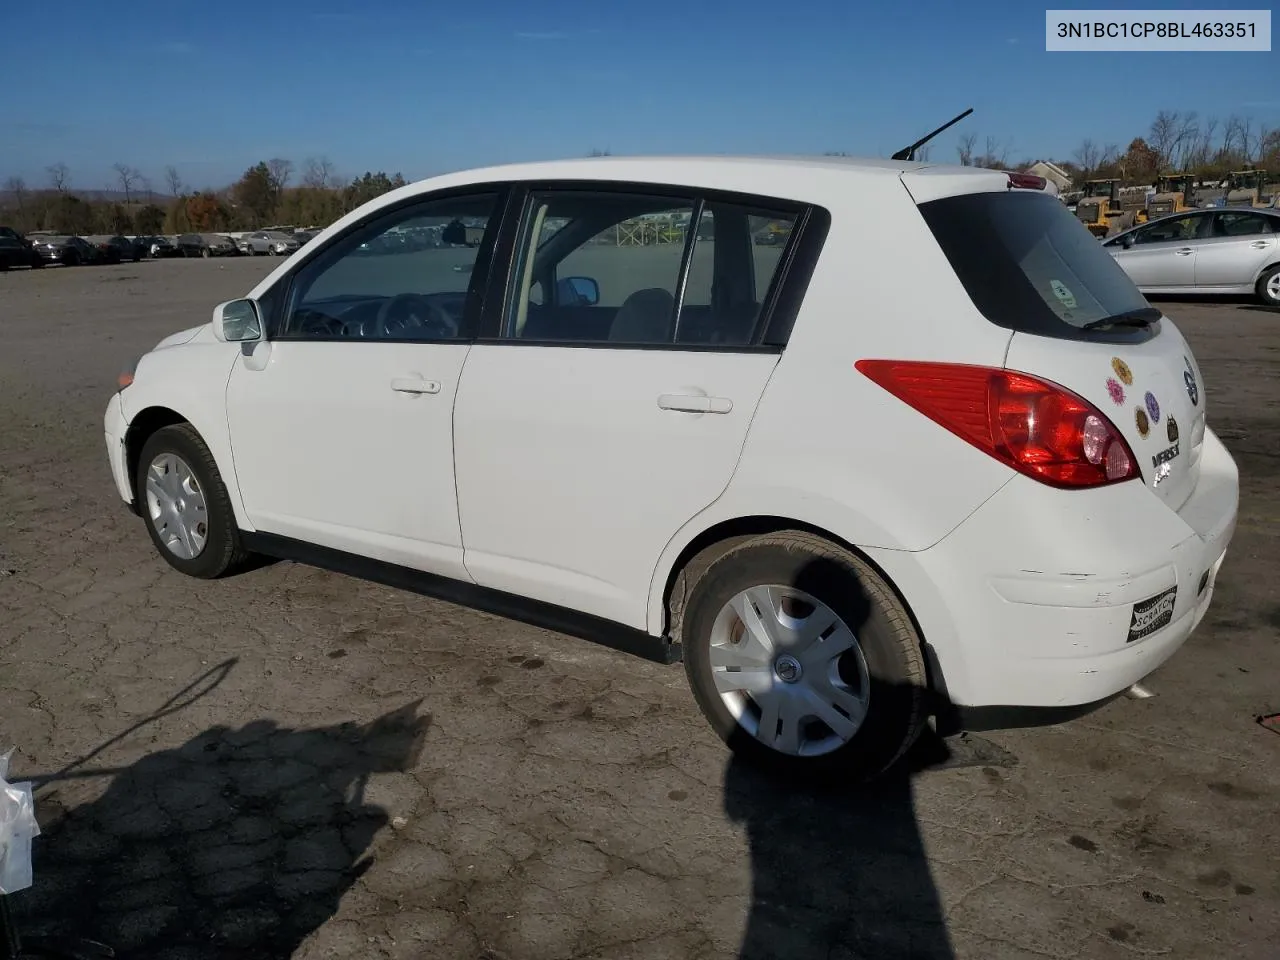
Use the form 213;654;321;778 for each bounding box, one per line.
1103;207;1280;306
0;227;45;269
30;235;115;266
175;233;238;258
138;235;179;259
240;230;301;256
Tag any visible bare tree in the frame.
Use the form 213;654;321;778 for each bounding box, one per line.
267;158;294;194
4;175;28;215
47;162;70;194
301;156;335;189
1074;139;1101;174
165;165;183;198
113;163;140;205
977;136;1011;169
956;133;977;166
915;144;931;162
1148;111;1183;169
139;175;154;202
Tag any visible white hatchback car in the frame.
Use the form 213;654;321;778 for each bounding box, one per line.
105;156;1239;781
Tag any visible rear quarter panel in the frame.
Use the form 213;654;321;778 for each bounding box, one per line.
648;173;1019;632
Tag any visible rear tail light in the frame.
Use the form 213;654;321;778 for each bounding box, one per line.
855;360;1140;489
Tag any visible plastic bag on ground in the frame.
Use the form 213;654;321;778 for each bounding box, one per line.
0;746;41;895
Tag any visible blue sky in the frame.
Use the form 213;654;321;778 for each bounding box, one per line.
1;0;1276;191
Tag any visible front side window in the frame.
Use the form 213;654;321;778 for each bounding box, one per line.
504;189;799;347
1134;214;1206;244
279;193;500;341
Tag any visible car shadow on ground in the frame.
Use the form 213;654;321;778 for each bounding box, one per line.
721;553;1015;960
10;700;429;959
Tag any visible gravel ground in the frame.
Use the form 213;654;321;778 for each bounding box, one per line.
1;257;1277;960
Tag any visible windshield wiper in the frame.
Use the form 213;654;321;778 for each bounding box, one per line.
1081;307;1161;331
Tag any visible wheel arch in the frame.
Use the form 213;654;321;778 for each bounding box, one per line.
652;513;944;697
123;406;190;512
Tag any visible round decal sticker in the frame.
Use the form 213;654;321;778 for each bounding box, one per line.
1167;416;1179;443
1105;378;1125;405
1050;280;1077;309
1112;357;1134;386
1144;391;1161;424
1183;356;1199;405
1135;407;1150;437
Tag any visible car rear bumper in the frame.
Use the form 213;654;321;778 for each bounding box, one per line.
104;391;133;507
866;427;1239;710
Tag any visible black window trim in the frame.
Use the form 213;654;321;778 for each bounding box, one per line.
472;178;830;353
258;181;519;343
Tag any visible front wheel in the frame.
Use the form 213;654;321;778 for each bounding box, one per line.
679;531;929;783
136;424;247;579
1257;264;1280;307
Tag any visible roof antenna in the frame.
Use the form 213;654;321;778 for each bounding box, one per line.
891;107;974;162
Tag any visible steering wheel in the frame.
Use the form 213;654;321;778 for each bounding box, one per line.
372;293;458;339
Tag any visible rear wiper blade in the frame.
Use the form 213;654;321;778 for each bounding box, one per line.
1081;307;1161;330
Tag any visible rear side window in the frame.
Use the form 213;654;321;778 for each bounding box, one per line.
919;191;1151;338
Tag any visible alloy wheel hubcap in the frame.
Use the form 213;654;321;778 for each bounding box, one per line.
709;585;870;758
1268;274;1280;299
145;453;208;560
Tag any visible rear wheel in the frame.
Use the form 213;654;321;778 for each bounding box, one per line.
679;531;929;784
1257;264;1280;306
136;424;247;579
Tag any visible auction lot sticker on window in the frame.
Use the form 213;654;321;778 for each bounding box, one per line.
1046;10;1271;51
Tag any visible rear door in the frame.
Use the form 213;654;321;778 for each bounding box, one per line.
1193;210;1279;288
452;185;805;629
915;187;1207;511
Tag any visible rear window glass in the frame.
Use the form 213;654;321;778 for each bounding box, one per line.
918;191;1151;337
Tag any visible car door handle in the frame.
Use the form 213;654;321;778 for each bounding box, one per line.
1174;248;1193;256
1250;240;1270;249
390;376;440;395
657;394;733;414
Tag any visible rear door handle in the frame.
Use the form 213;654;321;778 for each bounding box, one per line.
1250;240;1270;249
658;394;733;414
391;376;441;395
1174;248;1193;256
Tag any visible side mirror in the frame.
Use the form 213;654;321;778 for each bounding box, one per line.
212;298;263;342
559;276;600;306
1121;234;1136;249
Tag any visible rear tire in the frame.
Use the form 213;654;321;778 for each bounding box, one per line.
680;531;929;784
136;424;248;579
1257;264;1280;307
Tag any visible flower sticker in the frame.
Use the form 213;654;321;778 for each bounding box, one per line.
1106;378;1125;406
1144;391;1160;424
1112;357;1134;386
1135;407;1150;437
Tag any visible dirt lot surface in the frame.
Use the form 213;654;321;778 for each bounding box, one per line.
1;257;1278;960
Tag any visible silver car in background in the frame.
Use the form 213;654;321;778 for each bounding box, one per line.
1102;207;1280;306
240;230;301;256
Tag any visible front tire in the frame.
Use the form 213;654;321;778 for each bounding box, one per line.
136;424;247;579
680;531;929;783
1257;264;1280;306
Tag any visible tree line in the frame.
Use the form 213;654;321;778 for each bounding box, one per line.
0;156;408;237
949;111;1279;185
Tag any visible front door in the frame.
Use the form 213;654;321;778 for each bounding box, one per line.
1194;210;1279;287
225;190;504;578
452;186;802;629
1113;212;1208;289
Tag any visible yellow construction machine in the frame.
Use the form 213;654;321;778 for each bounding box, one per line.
1224;169;1278;209
1146;173;1197;218
1075;179;1137;237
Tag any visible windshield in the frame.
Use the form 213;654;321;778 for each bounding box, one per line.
918;191;1152;337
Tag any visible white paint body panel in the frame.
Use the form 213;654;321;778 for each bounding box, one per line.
105;153;1241;714
225;341;472;579
454;346;779;628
